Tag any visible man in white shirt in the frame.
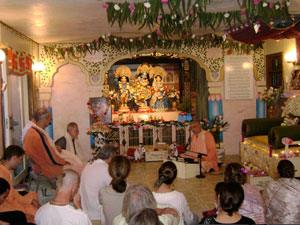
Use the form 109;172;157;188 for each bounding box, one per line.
35;169;91;225
79;144;117;225
55;122;86;162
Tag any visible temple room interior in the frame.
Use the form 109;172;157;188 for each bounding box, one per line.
1;0;300;224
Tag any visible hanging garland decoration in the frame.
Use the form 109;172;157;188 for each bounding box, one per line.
43;31;263;58
104;0;292;38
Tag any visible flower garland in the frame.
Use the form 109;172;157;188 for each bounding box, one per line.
43;32;262;59
87;99;111;121
104;0;292;37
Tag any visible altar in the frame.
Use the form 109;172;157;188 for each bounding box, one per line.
112;111;181;123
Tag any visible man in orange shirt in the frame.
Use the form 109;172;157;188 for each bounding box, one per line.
182;120;219;175
0;145;40;222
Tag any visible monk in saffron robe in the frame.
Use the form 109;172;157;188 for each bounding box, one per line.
181;120;219;173
0;145;40;223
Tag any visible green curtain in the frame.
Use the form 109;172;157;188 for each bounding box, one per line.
190;60;209;120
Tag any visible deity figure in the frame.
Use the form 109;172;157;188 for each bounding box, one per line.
131;63;153;112
134;143;146;162
150;66;169;111
115;65;131;112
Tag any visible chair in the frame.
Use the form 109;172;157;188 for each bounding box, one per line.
27;157;56;196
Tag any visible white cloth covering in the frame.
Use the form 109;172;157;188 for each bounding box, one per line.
35;202;92;225
21;121;35;142
153;191;193;225
112;203;179;225
79;159;112;224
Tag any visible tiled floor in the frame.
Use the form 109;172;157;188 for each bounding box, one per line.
30;154;240;218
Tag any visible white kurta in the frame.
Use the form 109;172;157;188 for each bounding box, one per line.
79;159;112;224
35;202;92;225
153;191;193;225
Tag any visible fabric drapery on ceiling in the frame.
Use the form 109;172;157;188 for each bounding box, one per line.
229;18;300;45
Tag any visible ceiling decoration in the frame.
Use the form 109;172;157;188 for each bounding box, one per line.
43;32;262;58
104;0;292;37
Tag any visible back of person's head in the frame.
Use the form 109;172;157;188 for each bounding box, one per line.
109;155;131;193
95;144;117;160
277;159;295;178
3;145;25;161
0;178;10;195
33;108;50;122
224;162;247;184
122;184;157;223
56;169;80;192
215;182;225;196
128;208;161;225
219;182;244;216
67;122;78;132
154;161;177;188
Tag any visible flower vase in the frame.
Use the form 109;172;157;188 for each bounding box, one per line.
267;105;275;118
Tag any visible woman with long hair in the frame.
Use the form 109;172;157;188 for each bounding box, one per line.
224;163;264;224
99;155;131;225
200;183;255;224
263;159;300;224
153;161;198;225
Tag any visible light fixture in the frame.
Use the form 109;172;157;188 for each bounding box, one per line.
0;49;6;62
32;62;45;72
285;50;297;65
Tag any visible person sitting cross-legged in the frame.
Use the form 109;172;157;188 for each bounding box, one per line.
0;145;40;223
35;169;91;225
153;161;198;225
112;183;179;225
200;182;255;224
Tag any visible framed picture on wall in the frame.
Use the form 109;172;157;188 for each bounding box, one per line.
89;97;112;125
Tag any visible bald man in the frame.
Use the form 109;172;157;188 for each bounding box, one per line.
182;120;219;175
35;169;91;225
23;108;66;178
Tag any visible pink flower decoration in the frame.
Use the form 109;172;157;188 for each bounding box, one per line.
156;29;162;35
158;15;162;19
121;39;125;43
240;10;246;15
138;37;142;41
281;4;285;8
102;3;109;8
81;45;84;49
95;40;99;43
172;40;175;45
185;32;190;37
253;0;260;5
269;2;273;8
282;137;293;145
129;4;135;16
189;9;194;15
241;168;248;174
161;0;168;4
195;36;199;40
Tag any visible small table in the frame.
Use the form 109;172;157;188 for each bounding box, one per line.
164;159;200;179
145;150;168;162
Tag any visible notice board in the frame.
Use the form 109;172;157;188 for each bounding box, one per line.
224;55;254;100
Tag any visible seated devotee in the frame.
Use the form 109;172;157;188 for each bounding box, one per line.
0;145;40;223
200;182;255;224
55;122;86;162
263;159;300;224
201;182;225;218
99;155;131;225
23;108;83;178
152;161;198;225
128;208;161;225
79;144;117;225
180;120;219;175
224;163;265;224
112;183;179;225
0;178;33;225
35;169;91;225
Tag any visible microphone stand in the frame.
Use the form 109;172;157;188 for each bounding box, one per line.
182;150;207;178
